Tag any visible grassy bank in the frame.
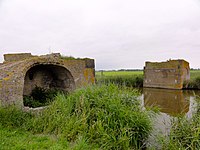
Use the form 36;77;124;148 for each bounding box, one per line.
0;125;66;150
0;84;152;149
185;77;200;89
184;70;200;89
96;71;143;88
159;98;200;150
190;70;200;80
97;75;143;88
96;70;200;89
96;70;143;77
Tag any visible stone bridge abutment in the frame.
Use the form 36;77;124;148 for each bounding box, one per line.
0;53;95;108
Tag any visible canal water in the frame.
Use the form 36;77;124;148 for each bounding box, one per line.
138;88;200;147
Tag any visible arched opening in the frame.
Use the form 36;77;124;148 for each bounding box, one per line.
23;64;75;107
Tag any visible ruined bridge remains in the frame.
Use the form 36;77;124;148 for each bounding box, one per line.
143;59;190;89
0;53;95;107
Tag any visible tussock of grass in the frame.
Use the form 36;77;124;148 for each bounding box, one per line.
0;105;32;128
185;77;200;90
0;84;152;149
60;55;90;60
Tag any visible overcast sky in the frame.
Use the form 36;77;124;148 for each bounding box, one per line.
0;0;200;70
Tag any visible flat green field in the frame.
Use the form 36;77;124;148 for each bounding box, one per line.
96;70;200;80
190;70;200;80
96;70;143;77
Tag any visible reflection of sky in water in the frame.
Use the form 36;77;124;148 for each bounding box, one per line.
138;89;200;147
186;96;197;118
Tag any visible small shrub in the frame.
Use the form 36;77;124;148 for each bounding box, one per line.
23;86;62;108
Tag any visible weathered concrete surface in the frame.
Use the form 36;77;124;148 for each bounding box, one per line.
143;60;190;89
0;53;95;107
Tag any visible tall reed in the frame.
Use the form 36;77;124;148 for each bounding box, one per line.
0;84;152;149
160;98;200;150
97;75;143;88
185;77;200;90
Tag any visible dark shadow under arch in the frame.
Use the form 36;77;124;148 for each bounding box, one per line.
23;64;75;101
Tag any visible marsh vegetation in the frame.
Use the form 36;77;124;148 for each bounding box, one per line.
1;70;200;149
0;84;153;149
96;70;143;88
159;98;200;150
96;70;200;89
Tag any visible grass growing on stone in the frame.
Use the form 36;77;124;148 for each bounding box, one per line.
0;84;152;149
60;55;91;60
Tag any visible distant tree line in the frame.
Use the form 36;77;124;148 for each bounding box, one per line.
190;68;200;70
96;68;200;72
96;69;143;72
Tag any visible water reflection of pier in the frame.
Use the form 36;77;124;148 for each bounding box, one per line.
143;88;190;116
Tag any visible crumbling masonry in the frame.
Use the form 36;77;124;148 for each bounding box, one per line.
143;59;190;89
0;53;95;107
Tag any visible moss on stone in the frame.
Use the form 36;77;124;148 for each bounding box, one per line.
0;53;95;107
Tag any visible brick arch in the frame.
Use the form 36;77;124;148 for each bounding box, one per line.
23;63;75;97
0;53;95;107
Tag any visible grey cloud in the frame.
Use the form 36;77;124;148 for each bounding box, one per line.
0;0;200;69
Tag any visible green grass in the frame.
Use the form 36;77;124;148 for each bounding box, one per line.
96;70;143;77
159;98;200;150
97;75;143;88
0;125;68;150
186;77;200;89
185;70;200;89
96;70;200;89
190;70;200;80
96;70;200;79
0;84;152;149
96;71;143;88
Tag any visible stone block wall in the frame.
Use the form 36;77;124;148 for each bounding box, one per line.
0;53;95;107
143;60;190;89
4;53;32;62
